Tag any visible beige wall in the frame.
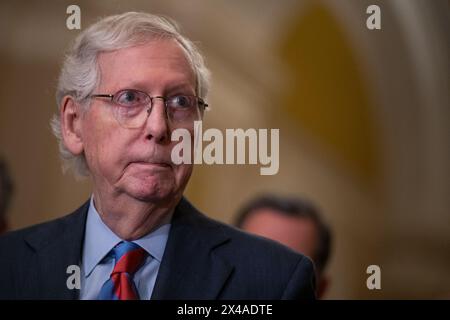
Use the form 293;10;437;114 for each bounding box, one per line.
0;0;448;298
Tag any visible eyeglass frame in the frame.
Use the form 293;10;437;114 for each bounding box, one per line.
89;88;209;129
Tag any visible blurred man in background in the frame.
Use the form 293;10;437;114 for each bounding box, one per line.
235;194;332;298
0;157;14;234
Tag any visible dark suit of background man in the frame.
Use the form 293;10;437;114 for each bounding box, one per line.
0;12;315;300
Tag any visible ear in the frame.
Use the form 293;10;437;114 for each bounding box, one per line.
60;96;84;155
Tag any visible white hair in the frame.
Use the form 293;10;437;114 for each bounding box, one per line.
51;12;211;177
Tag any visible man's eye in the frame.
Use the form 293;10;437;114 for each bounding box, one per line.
170;96;192;108
116;90;141;106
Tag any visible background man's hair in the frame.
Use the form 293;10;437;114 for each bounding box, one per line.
235;194;332;273
51;11;211;177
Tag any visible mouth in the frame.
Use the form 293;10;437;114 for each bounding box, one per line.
130;161;172;169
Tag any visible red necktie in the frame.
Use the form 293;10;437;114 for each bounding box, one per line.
97;241;148;300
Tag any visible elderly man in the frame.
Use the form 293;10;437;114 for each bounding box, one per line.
0;12;315;300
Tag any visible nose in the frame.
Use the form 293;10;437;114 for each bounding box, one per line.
143;98;170;144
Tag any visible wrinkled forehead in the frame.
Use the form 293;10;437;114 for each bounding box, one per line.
96;38;197;93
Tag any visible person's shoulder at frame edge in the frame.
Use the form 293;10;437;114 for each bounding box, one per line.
0;202;86;298
0;201;85;255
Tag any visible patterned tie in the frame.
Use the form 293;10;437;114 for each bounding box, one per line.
98;241;148;300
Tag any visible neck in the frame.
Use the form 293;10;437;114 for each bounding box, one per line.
92;189;178;241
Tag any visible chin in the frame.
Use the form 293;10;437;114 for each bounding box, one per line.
119;166;189;203
126;180;175;203
130;190;174;203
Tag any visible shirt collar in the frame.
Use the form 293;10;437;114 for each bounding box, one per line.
82;196;172;277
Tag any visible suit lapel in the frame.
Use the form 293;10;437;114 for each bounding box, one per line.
24;201;89;299
21;198;232;299
151;198;234;299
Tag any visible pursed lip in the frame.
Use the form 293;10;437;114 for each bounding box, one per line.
130;161;172;169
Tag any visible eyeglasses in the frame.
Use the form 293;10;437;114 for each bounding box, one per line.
90;88;208;129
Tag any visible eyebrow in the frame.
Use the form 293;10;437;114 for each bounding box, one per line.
165;82;196;94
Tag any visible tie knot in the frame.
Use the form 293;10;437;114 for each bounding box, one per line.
111;241;147;275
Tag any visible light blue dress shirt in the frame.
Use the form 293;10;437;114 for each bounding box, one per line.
79;197;171;300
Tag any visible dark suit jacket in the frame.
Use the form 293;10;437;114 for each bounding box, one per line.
0;198;315;299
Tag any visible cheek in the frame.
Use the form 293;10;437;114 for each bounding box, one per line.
82;111;127;176
173;163;193;187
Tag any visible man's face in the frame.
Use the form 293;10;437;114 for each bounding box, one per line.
241;209;319;261
79;39;196;204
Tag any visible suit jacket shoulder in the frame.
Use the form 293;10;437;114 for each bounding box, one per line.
151;198;316;300
0;201;88;299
